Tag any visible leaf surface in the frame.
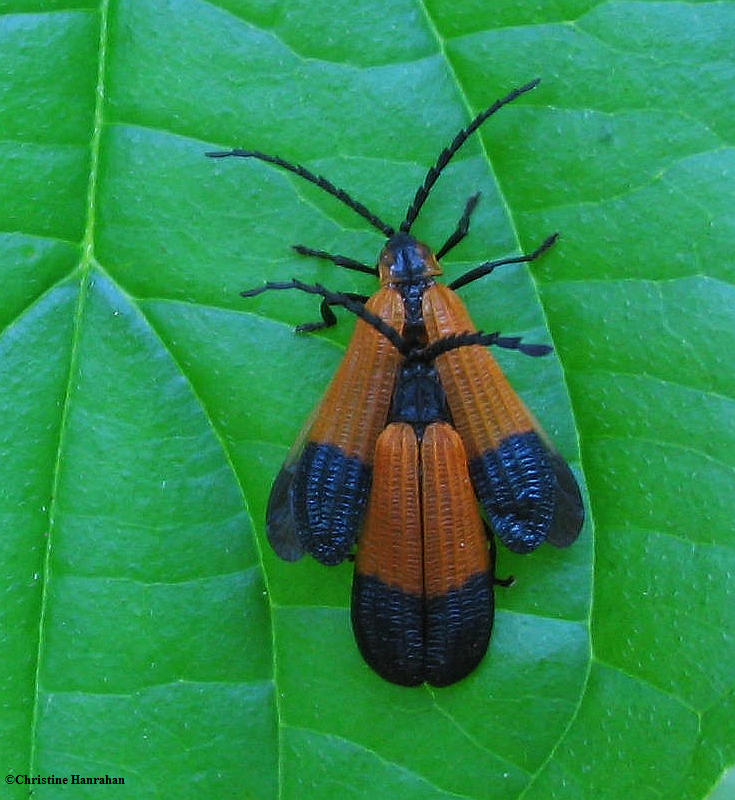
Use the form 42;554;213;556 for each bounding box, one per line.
1;1;732;798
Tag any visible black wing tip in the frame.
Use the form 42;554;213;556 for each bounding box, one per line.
470;432;585;553
352;573;493;687
292;442;372;567
499;530;546;554
546;452;585;548
265;464;306;562
351;575;425;686
267;536;305;562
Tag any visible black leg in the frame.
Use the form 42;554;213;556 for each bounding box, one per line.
492;335;552;358
448;233;558;291
292;244;377;276
419;330;552;361
487;523;514;587
295;293;370;333
435;193;481;260
240;280;407;353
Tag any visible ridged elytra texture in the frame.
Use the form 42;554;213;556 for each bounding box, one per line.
422;283;534;454
291;442;372;565
351;577;424;686
469;431;584;553
423;283;584;551
421;422;491;595
308;288;404;459
353;423;423;594
353;421;493;686
352;573;493;687
265;289;404;565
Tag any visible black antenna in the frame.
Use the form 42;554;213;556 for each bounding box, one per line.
291;245;377;276
449;233;558;291
435;192;481;260
206;149;396;237
400;79;540;233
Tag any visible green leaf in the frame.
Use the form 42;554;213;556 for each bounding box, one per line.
1;1;732;799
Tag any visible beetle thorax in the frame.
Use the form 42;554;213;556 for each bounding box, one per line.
378;233;442;286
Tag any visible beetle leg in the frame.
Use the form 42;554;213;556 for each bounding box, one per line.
296;293;370;333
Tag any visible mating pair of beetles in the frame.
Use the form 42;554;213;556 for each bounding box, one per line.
208;79;584;687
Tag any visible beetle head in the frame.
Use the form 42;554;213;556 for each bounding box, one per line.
378;233;442;286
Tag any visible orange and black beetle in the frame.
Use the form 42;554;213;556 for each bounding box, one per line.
208;79;584;685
